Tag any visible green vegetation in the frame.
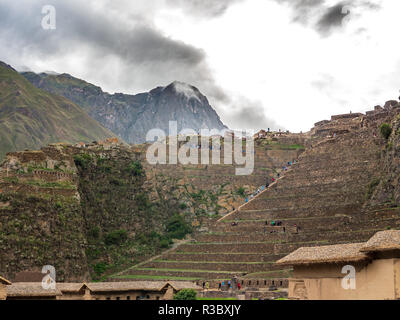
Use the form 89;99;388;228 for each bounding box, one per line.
74;153;185;280
173;289;197;300
259;140;305;150
127;161;143;177
93;262;109;277
380;123;392;140
88;226;100;239
25;180;76;190
0;192;87;282
197;297;237;300
366;178;380;200
236;187;246;197
111;275;201;281
104;229;128;246
179;202;188;210
135;232;173;249
166;214;192;240
73;154;93;169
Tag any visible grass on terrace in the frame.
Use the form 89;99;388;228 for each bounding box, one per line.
183;240;331;245
131;267;240;274
111;275;201;281
24;180;77;189
152;260;276;265
197;228;385;239
110;275;231;281
173;252;290;255
197;297;238;300
222;216;346;223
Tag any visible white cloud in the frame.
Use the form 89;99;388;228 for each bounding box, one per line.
155;0;400;131
1;0;398;133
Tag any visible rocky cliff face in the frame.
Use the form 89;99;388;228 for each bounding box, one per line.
22;71;227;144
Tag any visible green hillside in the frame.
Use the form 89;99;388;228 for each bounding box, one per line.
0;61;115;159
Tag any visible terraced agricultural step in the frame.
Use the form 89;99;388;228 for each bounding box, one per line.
195;227;381;243
243;196;364;211
163;252;286;263
140;260;282;273
175;239;335;254
124;268;239;280
229;204;361;220
217;216;351;232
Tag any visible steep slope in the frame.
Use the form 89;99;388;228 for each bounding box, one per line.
0;62;114;159
22;72;227;144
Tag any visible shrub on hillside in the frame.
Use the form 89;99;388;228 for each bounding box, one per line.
93;262;108;276
127;161;143;177
88;226;100;239
173;289;197;300
179;202;188;210
135;193;151;208
237;187;245;196
365;178;380;200
166;214;192;240
104;229;128;245
380;123;392;140
159;238;171;248
73;153;93;169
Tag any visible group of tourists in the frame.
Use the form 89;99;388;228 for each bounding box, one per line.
245;185;265;203
264;220;286;234
242;159;298;206
187;144;223;150
282;160;297;172
268;220;283;226
217;278;241;291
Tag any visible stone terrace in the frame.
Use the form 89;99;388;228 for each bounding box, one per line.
115;107;400;289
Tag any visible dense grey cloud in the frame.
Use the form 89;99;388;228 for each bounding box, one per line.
271;0;381;36
0;2;216;96
0;0;278;131
316;2;349;34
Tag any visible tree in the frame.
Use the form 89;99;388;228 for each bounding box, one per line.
380;123;392;140
104;229;128;245
166;214;192;240
173;289;197;300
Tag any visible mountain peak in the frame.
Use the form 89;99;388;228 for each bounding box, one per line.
165;81;202;102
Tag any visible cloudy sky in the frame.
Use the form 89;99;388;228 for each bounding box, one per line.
0;0;399;132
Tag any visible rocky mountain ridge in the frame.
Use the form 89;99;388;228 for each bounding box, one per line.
22;71;227;144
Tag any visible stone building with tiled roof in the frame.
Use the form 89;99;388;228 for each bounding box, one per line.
0;279;200;300
277;230;400;300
